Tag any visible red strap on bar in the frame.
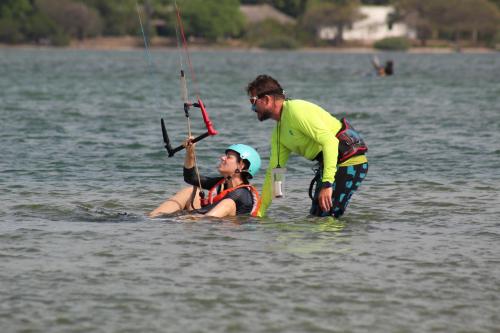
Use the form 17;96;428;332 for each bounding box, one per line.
197;99;217;136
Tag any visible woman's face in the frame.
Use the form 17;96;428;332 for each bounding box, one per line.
218;151;244;177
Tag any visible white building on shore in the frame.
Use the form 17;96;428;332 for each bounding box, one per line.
319;6;415;43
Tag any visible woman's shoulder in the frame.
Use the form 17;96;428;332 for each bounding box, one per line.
229;186;253;197
224;186;255;204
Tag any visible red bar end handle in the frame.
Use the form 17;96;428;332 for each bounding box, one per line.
197;98;218;136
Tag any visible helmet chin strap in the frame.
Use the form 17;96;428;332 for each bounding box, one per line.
225;169;244;183
225;169;239;180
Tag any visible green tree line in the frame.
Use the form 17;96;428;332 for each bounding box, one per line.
394;0;500;46
0;0;499;47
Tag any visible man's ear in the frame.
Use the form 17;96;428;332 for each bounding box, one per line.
263;95;271;105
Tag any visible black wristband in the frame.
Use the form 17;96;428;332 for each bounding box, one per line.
322;181;332;189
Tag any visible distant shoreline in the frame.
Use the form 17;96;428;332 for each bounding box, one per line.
0;36;496;54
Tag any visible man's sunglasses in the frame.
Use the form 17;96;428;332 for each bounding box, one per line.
249;89;284;104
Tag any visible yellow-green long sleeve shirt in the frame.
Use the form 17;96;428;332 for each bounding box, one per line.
258;99;368;217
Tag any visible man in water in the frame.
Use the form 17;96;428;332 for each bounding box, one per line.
246;75;368;218
372;56;394;76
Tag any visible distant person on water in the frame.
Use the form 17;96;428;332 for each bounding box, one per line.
149;140;261;218
371;56;393;76
246;74;368;218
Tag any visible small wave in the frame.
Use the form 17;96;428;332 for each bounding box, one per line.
72;202;143;223
11;202;144;223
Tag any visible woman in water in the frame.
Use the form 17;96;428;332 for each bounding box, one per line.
149;139;261;218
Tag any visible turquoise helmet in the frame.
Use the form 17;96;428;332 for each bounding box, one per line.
226;144;261;179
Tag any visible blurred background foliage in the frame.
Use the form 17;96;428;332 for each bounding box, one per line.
0;0;499;48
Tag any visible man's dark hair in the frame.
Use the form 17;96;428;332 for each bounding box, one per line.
246;75;285;99
385;61;394;75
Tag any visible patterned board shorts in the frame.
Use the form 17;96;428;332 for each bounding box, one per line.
309;163;368;218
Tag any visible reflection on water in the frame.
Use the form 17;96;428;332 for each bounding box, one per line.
268;218;350;256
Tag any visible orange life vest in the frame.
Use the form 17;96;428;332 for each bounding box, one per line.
200;179;261;217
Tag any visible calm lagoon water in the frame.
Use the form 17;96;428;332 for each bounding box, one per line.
1;48;500;332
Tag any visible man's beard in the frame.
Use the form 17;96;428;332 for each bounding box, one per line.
257;109;272;122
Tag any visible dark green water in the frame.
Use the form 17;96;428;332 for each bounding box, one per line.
1;48;499;332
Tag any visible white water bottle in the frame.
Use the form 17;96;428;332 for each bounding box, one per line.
272;167;286;199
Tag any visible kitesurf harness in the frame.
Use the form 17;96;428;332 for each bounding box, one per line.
336;118;368;163
200;179;261;217
308;118;367;200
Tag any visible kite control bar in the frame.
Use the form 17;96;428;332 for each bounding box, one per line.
161;98;217;157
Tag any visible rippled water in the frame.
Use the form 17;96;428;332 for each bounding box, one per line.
1;48;500;332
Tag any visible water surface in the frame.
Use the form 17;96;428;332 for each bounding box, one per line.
1;48;499;332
